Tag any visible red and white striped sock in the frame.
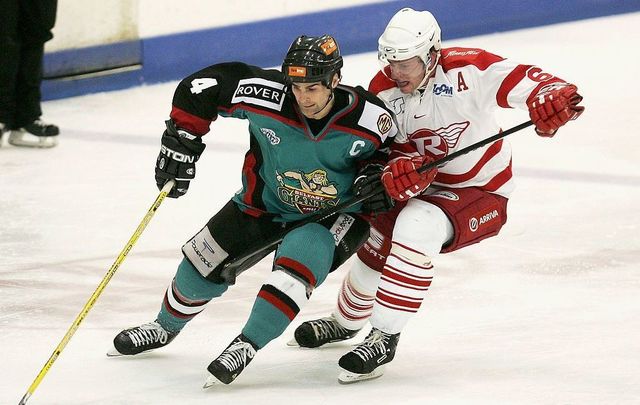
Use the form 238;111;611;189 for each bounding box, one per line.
370;242;434;334
333;258;380;331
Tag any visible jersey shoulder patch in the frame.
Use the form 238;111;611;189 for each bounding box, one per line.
231;76;287;111
357;99;396;144
441;47;504;72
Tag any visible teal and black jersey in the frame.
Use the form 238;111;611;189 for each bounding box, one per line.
170;62;398;221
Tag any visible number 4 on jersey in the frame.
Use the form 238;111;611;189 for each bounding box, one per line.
190;78;218;94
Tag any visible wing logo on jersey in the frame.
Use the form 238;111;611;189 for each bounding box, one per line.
275;169;339;214
409;121;470;158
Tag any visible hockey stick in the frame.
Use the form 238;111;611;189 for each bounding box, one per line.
18;180;175;405
219;120;533;283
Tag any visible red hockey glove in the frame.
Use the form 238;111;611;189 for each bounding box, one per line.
527;84;584;137
381;156;437;201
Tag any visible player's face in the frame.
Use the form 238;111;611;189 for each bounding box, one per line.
291;78;336;119
388;56;427;93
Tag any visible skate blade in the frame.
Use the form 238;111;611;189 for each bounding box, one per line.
286;336;357;348
8;134;58;148
106;346;156;357
106;346;124;357
338;367;384;384
203;373;224;389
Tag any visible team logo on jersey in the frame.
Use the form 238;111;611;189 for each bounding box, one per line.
433;84;453;97
358;102;396;142
231;78;286;111
276;169;339;214
389;97;405;115
377;113;393;134
409;121;470;159
469;209;499;232
260;128;281;145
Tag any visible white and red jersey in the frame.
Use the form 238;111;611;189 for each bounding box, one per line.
370;47;570;197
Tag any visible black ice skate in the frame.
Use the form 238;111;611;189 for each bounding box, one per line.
289;314;360;348
204;334;258;387
8;119;59;148
337;328;400;384
0;122;7;142
107;321;178;357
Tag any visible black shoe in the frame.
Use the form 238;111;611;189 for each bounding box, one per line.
9;119;59;148
291;315;360;348
0;122;7;147
337;328;400;383
108;321;178;356
204;334;258;387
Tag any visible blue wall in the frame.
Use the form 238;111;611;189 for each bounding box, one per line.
42;0;640;100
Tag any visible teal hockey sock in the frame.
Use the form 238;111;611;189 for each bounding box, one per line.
157;258;228;333
242;223;334;348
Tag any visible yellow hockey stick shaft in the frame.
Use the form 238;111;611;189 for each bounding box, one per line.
18;180;175;405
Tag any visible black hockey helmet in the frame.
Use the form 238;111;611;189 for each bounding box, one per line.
282;35;343;87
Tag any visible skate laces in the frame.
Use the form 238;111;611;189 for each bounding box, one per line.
30;119;53;128
21;119;59;137
126;322;168;347
353;329;389;361
311;316;349;340
217;340;256;371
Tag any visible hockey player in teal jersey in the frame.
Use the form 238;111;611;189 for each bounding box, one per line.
108;34;398;387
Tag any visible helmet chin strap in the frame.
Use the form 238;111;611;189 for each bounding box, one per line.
415;52;440;92
310;90;334;117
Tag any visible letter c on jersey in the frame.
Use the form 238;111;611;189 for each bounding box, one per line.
349;140;366;156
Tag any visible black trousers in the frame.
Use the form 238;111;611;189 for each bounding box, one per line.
0;0;57;128
182;200;371;283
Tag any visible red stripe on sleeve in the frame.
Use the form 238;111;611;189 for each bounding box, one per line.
496;65;530;108
441;48;504;71
169;106;213;135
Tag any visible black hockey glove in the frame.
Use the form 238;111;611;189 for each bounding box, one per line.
155;120;206;198
352;163;394;214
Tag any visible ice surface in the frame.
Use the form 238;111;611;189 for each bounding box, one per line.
1;13;639;405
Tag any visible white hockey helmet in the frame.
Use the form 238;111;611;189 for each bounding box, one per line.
378;8;442;65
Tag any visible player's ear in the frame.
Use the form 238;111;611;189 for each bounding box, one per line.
330;73;340;89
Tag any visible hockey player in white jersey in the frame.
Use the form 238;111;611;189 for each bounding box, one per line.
291;8;584;383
